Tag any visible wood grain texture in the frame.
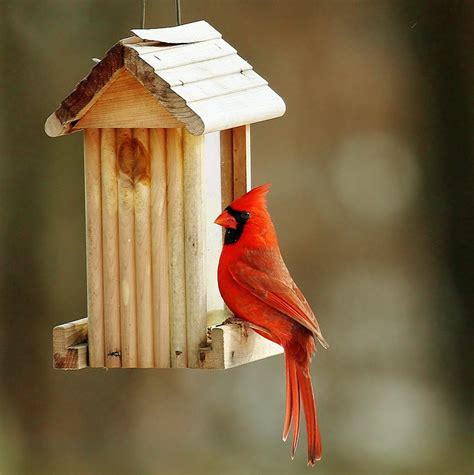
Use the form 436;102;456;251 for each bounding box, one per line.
84;129;104;367
166;128;187;368
232;125;251;199
100;128;121;368
158;55;251;89
199;323;283;370
171;70;266;103
117;128;138;367
183;131;207;368
150;128;170;368
53;318;88;370
76;70;183;130
220;129;233;209
133;128;154;367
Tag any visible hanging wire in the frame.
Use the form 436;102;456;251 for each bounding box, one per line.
176;0;182;25
141;0;147;28
141;0;181;30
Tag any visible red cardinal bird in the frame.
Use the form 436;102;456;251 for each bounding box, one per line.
215;184;328;466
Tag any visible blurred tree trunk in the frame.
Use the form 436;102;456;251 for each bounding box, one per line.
402;0;473;411
0;6;51;474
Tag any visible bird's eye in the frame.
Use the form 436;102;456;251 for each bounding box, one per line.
241;211;251;220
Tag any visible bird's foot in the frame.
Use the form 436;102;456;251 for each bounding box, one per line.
221;316;250;338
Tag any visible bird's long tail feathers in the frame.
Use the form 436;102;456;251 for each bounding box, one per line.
283;353;322;466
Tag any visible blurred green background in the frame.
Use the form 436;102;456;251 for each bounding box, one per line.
1;1;472;474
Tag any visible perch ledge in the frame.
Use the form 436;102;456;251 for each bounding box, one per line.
53;316;282;370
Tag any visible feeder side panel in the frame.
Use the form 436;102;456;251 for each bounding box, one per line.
166;128;187;368
204;132;225;316
183;131;207;368
117;128;138;367
84;129;105;367
132;128;154;367
101;128;122;368
150;128;171;368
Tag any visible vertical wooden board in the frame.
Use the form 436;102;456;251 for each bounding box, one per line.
220;129;233;209
101;128;121;368
204;132;224;313
166;128;187;368
117;128;138;367
150;128;170;368
183;130;207;368
232;125;251;198
133;128;154;368
84;129;104;367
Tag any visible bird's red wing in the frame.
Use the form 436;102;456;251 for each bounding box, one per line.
228;249;328;348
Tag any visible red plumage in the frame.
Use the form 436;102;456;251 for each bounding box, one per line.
215;184;328;466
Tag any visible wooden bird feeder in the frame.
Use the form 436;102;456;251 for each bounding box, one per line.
47;21;286;371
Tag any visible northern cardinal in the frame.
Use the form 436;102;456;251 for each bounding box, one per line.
215;184;328;466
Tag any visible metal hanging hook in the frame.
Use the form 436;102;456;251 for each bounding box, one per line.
176;0;182;25
141;0;146;28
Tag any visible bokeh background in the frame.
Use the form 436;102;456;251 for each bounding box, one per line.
1;1;472;474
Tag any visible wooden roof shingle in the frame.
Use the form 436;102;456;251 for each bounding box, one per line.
45;20;286;137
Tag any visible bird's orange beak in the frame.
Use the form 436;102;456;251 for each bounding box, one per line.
214;210;237;229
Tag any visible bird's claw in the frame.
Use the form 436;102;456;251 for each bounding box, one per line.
221;316;249;338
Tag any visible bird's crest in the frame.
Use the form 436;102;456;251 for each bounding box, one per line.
229;183;271;211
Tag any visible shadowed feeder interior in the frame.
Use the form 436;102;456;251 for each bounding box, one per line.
48;21;286;370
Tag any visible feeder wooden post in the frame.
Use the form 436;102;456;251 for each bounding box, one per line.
166;128;187;368
232;125;251;199
183;130;207;368
100;128;121;367
133;128;154;367
220;129;234;209
117;128;138;367
84;128;104;367
150;128;170;368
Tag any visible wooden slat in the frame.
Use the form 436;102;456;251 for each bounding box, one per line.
132;20;221;44
199;323;283;370
76;70;183;130
166;128;187;368
117;128;138;367
171;70;267;103
84;129;104;367
133;128;154;368
220;129;233;209
183;131;207;368
138;38;236;71
53;318;88;370
232;125;251;199
150;128;170;368
190;86;284;134
158;55;252;88
100;128;121;368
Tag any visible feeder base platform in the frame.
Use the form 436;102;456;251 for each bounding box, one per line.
52;315;283;370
